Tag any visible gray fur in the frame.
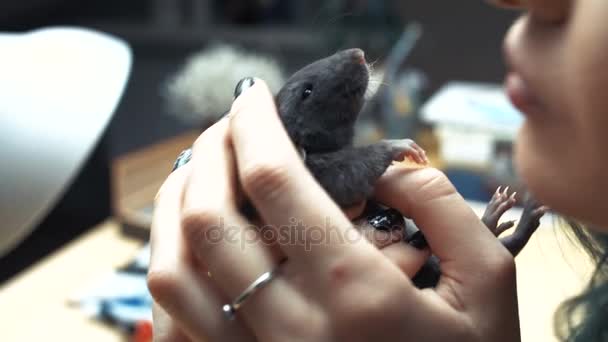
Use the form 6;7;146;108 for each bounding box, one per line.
275;49;403;207
306;142;395;207
277;49;368;153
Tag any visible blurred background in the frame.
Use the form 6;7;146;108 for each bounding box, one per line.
0;0;519;283
1;1;546;341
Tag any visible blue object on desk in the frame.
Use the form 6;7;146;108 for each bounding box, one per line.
445;168;491;203
75;245;152;329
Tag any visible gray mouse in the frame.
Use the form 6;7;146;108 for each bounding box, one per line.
237;49;426;208
233;48;546;288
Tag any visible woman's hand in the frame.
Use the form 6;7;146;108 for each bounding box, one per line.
148;80;520;342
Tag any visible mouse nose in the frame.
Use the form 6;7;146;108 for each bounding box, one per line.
347;48;366;65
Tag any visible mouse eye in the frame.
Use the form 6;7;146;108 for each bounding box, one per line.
302;84;313;100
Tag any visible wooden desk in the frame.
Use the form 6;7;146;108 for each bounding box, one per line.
0;220;143;341
0;213;595;342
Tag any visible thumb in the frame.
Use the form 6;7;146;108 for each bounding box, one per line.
373;166;513;301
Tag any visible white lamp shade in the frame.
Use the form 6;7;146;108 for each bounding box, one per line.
0;27;132;257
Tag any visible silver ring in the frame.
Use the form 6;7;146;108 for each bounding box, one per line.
222;258;287;320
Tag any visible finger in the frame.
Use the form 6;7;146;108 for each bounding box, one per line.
412;142;426;164
149;165;255;342
410;151;424;165
402;142;422;165
184;119;237;212
408;141;426;164
486;186;503;212
533;206;550;217
491;186;501;201
152;303;192;342
181;116;310;339
419;146;429;164
492;194;517;221
150;165;191;279
182;117;282;293
381;242;431;278
488;186;509;212
493;186;502;199
229;79;376;268
374;167;509;273
495;220;516;236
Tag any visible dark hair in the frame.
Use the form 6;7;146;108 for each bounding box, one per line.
555;219;608;342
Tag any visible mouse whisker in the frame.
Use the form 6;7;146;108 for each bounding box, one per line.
365;83;381;100
365;71;393;100
368;71;390;85
368;59;380;70
368;76;391;88
370;81;391;87
366;59;381;77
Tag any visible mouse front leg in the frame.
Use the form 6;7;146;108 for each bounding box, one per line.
481;187;547;256
482;186;518;237
383;139;429;164
499;197;547;256
305;139;427;207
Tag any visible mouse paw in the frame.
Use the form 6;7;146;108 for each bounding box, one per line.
482;186;517;237
516;197;548;236
499;196;548;256
384;139;428;165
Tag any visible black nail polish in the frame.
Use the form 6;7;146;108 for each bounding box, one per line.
406;231;428;250
234;77;255;98
367;208;406;232
172;148;192;172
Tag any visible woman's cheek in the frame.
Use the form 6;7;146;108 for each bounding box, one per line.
513;0;608;227
559;2;608;226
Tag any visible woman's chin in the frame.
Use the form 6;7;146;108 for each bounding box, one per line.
515;129;608;229
514;129;565;216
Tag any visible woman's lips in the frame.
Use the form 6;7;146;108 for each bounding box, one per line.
505;72;543;116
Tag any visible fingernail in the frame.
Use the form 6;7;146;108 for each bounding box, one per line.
406;231;429;250
234;77;256;99
367;208;406;232
172;148;193;172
